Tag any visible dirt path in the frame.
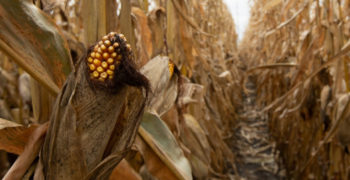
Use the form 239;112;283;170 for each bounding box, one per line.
232;77;284;179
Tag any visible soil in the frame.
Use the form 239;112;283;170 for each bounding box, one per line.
230;76;285;179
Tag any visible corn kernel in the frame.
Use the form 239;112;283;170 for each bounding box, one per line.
104;40;111;46
98;41;103;45
103;52;109;59
89;64;96;71
111;52;117;58
97;66;104;73
88;57;93;63
107;58;114;64
95;53;101;59
109;75;113;79
101;45;107;51
90;52;96;58
168;62;174;77
98;77;104;82
108;46;114;53
93;59;101;66
101;61;108;69
100;72;108;79
109;65;115;70
97;48;102;53
93;71;99;78
107;69;114;75
109;32;116;37
102;35;108;41
119;34;126;41
113;42;119;47
126;44;131;50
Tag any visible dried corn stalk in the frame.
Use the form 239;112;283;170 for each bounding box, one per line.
241;0;350;178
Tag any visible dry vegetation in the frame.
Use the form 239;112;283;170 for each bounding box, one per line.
241;0;350;179
3;0;350;179
0;0;241;179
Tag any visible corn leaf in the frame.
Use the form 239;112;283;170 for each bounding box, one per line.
139;112;192;180
0;118;38;155
0;0;72;93
141;55;178;116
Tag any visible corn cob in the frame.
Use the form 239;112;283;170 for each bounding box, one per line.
86;32;131;83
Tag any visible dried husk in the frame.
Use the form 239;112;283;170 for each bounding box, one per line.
39;59;146;179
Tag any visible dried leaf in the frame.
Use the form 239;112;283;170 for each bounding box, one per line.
132;7;153;66
141;55;178;116
181;114;210;178
109;159;142;180
139;112;192;180
0;0;73;125
3;122;47;180
178;83;204;106
39;56;147;179
0;0;72;93
120;0;136;61
264;4;307;37
263;0;282;11
134;135;178;180
81;0;117;46
148;7;166;57
0;118;38;155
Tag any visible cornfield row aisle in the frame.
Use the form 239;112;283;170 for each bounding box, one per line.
240;0;350;179
229;75;284;179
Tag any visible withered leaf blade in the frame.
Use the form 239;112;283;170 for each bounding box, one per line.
181;114;210;178
263;0;282;11
0;0;73;125
3;122;48;180
139;112;192;180
120;0;136;53
134;135;179;180
141;55;178;116
336;94;350;147
147;7;166;57
39;59;146;179
0;0;72;92
178;83;204;106
132;7;153;66
0;118;38;155
109;159;142;180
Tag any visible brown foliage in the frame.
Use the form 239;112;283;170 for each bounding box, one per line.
0;0;240;179
241;0;350;178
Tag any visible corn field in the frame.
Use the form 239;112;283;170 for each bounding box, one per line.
240;0;350;179
1;0;350;179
